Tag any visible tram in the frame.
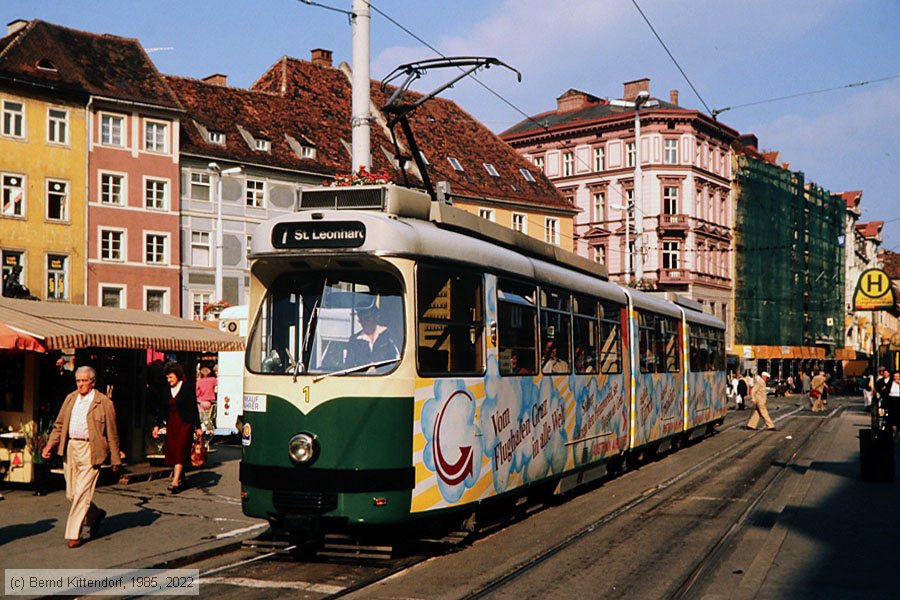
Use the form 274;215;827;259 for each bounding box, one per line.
239;184;726;537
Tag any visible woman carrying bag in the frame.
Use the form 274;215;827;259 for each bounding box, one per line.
152;362;201;493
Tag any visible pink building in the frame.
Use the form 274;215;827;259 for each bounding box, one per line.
83;35;183;314
501;79;739;328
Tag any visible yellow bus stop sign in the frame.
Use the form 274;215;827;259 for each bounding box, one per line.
853;268;895;310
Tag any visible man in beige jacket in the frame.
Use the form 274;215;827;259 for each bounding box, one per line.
746;371;776;431
43;366;121;548
810;370;827;412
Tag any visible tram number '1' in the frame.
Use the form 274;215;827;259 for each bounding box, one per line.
302;386;310;403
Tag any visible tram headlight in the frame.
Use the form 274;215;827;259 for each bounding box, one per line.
288;432;318;465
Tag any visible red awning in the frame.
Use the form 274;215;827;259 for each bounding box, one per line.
0;321;46;353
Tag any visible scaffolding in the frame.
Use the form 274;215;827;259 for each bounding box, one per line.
734;155;844;354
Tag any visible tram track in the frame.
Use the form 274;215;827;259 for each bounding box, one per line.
186;404;830;599
456;406;837;600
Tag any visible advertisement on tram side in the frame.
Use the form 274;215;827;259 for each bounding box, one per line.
686;371;727;428
410;366;628;513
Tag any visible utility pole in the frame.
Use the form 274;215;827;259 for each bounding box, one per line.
633;91;650;282
351;0;371;170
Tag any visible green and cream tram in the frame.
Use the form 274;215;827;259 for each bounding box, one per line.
239;185;726;536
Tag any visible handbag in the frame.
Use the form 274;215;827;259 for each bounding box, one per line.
809;389;820;399
190;433;207;467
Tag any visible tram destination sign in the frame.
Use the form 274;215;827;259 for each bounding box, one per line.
272;221;366;249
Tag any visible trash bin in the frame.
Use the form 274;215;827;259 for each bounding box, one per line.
859;428;894;482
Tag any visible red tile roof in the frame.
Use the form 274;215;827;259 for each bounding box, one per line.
250;55;571;211
165;74;343;176
839;190;863;210
855;221;883;240
0;20;180;109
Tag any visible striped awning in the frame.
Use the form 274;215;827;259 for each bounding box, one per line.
0;297;244;352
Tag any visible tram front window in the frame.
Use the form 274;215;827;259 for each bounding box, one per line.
246;270;403;376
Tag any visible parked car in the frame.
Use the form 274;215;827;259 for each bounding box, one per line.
766;379;791;397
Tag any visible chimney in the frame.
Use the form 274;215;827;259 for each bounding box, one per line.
7;19;28;36
737;133;759;149
622;78;650;101
556;89;603;113
311;48;333;67
669;90;679;106
202;73;227;86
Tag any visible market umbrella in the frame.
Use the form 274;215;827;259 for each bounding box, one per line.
0;322;46;352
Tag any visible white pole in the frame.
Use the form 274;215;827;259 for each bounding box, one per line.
633;105;643;282
351;0;371;171
214;169;223;303
625;193;631;284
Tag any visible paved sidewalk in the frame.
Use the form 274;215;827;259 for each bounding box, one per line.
0;444;266;570
748;403;900;599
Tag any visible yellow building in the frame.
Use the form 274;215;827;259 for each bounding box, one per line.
0;86;87;304
452;198;577;254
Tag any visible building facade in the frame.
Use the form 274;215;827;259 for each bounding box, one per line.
732;139;845;376
500;79;737;342
0;20;88;304
0;19;184;314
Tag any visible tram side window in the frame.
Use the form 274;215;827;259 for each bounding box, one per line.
689;327;701;372
715;329;725;370
688;325;723;372
572;295;598;374
540;288;571;374
416;264;484;376
598;300;622;373
638;312;656;373
498;279;537;376
661;316;680;373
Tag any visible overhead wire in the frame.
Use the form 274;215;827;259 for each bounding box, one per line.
711;74;900;118
630;0;712;115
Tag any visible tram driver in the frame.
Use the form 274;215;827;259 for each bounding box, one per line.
347;305;400;372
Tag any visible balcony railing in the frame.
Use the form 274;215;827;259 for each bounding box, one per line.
658;213;689;233
658;268;690;283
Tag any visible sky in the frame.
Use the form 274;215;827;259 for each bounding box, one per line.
5;0;898;252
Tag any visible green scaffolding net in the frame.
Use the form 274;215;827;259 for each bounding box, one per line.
734;155;844;351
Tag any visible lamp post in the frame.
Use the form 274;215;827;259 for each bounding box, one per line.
632;91;649;282
610;199;632;283
208;163;242;305
610;91;656;286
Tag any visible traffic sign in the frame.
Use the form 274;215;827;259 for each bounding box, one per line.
853;268;896;311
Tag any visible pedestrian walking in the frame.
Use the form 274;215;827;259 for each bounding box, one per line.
860;370;875;408
736;374;749;411
41;366;121;548
195;366;217;433
801;371;811;396
152;362;201;494
730;373;743;410
882;371;900;439
746;371;776;431
810;370;827;412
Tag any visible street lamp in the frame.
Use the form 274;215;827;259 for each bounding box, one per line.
611;90;657;285
207;162;242;304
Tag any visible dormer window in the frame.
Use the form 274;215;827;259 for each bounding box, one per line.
208;131;225;145
37;58;57;72
299;144;316;159
448;157;464;172
519;168;536;183
483;163;500;177
255;138;271;152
